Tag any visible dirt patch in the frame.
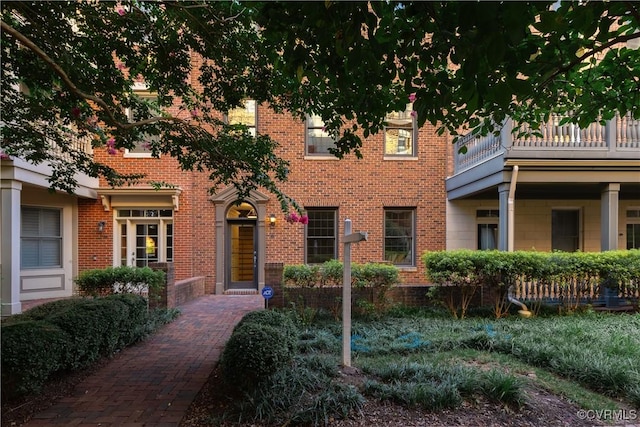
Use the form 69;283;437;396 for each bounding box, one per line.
179;365;618;427
3;360;627;427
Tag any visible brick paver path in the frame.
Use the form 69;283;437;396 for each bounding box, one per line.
25;294;263;426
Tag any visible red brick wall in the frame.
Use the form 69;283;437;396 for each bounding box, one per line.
78;83;449;289
259;104;448;285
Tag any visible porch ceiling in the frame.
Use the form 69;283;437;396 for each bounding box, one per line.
456;182;640;200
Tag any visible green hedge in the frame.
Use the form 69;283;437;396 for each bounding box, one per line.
1;294;150;399
283;260;400;316
74;266;165;297
283;260;399;290
422;249;640;317
1;320;70;398
220;310;298;391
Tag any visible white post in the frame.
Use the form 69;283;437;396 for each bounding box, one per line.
342;219;352;367
341;219;368;367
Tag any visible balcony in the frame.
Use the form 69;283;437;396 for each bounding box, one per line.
452;112;640;175
0;130;98;198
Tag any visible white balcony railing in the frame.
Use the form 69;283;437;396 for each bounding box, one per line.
453;112;640;174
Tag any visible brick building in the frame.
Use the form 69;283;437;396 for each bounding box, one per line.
3;61;640;316
1;89;451;315
91;97;449;293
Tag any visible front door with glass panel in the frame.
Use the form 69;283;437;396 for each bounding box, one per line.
226;202;258;290
116;209;173;267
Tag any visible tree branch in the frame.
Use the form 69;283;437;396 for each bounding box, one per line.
625;1;640;23
538;31;640;91
0;19;188;130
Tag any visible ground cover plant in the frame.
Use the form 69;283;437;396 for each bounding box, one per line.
183;308;640;426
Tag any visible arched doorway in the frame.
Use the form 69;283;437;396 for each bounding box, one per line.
211;187;269;294
226;202;257;290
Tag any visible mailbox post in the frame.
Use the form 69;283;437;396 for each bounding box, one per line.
342;219;368;367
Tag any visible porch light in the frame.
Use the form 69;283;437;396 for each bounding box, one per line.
97;221;106;233
269;214;276;227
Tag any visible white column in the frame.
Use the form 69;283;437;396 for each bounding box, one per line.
1;180;22;316
601;183;620;251
498;184;510;251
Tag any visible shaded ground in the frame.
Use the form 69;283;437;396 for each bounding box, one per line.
2;358;110;426
179;365;619;427
4;360;634;427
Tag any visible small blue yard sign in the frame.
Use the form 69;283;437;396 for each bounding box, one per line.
261;286;274;300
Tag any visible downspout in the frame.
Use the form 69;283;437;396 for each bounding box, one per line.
507;165;519;252
507;165;531;317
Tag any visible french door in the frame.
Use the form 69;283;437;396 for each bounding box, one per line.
118;218;173;267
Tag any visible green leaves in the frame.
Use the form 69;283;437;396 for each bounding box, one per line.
2;1;638;202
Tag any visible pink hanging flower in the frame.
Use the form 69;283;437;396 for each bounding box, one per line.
116;4;126;16
410;110;417;118
106;137;117;155
190;108;199;118
408;93;416;103
285;212;300;223
285;213;308;224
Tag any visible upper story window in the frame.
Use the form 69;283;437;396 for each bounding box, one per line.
384;208;415;266
227;99;257;136
305;208;337;263
124;92;158;158
384;103;416;157
306;114;337;156
21;207;62;269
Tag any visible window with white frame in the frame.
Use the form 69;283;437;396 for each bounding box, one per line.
477;209;499;250
384;208;415;266
306;114;337;155
627;209;640;249
551;209;581;252
305;209;337;263
125;93;159;157
384;103;416;156
227;99;257;136
21;207;62;269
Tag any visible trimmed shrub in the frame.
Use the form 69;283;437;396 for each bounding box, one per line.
74;266;165;297
220;321;297;391
46;298;129;369
234;309;298;348
422;249;640;317
1;294;160;401
1;320;69;398
104;293;150;346
3;297;87;323
283;260;400;317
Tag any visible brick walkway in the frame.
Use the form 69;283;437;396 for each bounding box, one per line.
25;294;264;427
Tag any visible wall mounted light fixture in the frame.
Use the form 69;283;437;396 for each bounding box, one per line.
97;221;106;233
269;214;276;227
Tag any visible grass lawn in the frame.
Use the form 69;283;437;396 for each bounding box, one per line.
202;308;640;426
